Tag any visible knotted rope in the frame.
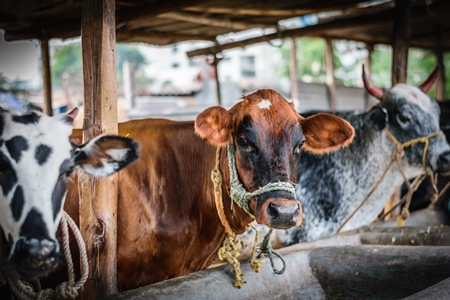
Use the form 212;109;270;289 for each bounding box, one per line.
336;127;444;233
0;211;89;299
212;144;291;287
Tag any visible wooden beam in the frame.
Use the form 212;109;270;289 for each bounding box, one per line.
159;11;273;31
391;0;411;85
80;0;118;298
116;29;214;43
211;54;222;106
118;0;212;27
324;38;337;110
183;5;391;17
3;0;211;41
289;38;298;101
364;44;374;109
183;6;321;16
40;39;53;116
186;10;394;57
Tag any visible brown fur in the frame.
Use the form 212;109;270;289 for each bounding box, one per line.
60;89;354;291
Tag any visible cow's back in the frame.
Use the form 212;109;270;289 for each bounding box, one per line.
66;118;225;290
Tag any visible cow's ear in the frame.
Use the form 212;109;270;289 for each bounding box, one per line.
74;135;140;177
365;106;387;131
195;106;233;146
300;113;355;154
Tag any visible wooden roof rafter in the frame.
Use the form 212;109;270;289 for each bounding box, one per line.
186;0;450;57
159;11;276;31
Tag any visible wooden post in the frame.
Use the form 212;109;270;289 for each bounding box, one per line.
435;24;445;100
290;38;298;102
211;54;222;106
364;44;374;109
40;39;53;116
325;38;337;110
80;0;118;298
391;0;411;85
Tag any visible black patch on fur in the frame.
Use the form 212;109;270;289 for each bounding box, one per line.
35;144;52;165
7;233;13;249
0;113;4;137
5;136;29;163
12;112;40;125
0;152;17;196
10;185;25;221
73;150;88;164
51;179;68;221
365;106;387;131
20;208;49;240
316;198;340;222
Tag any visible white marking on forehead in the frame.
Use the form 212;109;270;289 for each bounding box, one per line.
258;99;272;110
391;84;432;110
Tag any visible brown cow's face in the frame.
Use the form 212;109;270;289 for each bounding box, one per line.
195;89;354;229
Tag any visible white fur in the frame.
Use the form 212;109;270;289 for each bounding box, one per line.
0;112;73;256
391;84;432;110
258;99;272;110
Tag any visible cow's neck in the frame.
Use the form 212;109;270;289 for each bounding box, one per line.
339;113;424;230
217;145;254;235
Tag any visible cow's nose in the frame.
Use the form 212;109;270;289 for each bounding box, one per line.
266;202;301;229
435;150;450;174
15;238;59;266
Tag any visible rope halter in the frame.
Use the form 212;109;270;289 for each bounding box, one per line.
212;141;295;287
226;142;297;217
336;125;444;233
384;127;444;172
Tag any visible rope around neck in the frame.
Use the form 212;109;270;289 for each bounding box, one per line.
336;127;444;233
0;211;89;299
227;142;297;216
212;144;290;287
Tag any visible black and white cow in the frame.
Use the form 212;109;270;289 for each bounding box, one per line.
0;107;139;281
274;66;450;246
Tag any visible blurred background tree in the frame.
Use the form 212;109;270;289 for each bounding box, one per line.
276;38;449;99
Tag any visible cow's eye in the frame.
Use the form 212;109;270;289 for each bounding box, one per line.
397;114;410;124
237;136;250;149
294;139;305;155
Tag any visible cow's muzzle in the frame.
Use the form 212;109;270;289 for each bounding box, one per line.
254;191;303;229
433;150;450;175
11;237;60;279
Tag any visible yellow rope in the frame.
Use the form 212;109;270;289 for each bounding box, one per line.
217;235;246;288
337;127;443;232
248;223;264;273
212;147;248;287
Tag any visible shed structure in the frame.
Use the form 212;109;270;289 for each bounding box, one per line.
1;0;449;298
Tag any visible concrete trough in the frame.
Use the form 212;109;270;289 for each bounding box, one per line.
105;226;450;299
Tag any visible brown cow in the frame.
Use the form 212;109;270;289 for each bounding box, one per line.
64;89;354;291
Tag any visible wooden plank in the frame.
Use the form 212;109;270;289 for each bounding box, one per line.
40;39;53;116
183;6;321;16
325;38;337;110
80;0;118;298
186;10;391;57
391;0;411;85
212;54;222;106
363;43;374;109
159;11;273;30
